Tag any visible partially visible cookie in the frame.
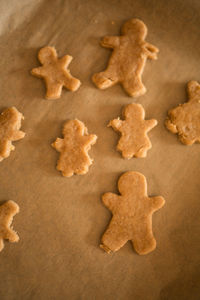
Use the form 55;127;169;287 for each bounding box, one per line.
100;171;165;255
165;81;200;145
108;103;157;158
0;200;19;252
52;119;97;177
31;46;81;99
92;18;159;97
0;107;25;161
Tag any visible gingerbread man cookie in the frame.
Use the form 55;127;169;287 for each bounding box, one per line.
31;46;81;99
92;18;159;97
0;107;25;162
166;81;200;145
0;200;19;252
108;103;157;158
100;171;165;255
52;119;97;177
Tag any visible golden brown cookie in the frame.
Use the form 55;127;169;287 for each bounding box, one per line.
31;46;81;99
165;81;200;145
100;171;165;255
0;107;25;162
52;119;97;177
0;200;19;252
108;103;157;158
92;18;159;97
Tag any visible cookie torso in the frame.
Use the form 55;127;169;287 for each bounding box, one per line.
57;129;92;174
38;61;68;84
117;118;150;157
109;37;146;81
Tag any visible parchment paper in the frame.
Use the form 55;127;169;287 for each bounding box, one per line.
0;0;200;299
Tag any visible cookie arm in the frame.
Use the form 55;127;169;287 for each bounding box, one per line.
165;117;178;133
82;134;97;147
11;130;25;141
51;138;64;152
145;119;158;131
150;196;165;211
108;119;123;132
144;43;159;60
31;66;46;77
59;55;73;67
0;238;4;252
101;36;120;48
102;193;119;212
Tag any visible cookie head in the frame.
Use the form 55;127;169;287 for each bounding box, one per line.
38;46;57;65
62;119;85;136
188;81;200;100
1;107;22;124
121;19;147;40
123;103;144;121
2;107;15;120
118;171;147;197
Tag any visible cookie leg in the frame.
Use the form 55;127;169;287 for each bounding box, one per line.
0;140;12;159
56;163;74;177
45;80;62;100
134;139;151;158
100;222;128;253
122;75;146;97
134;148;147;158
75;164;90;175
132;224;156;255
4;229;19;243
92;71;118;89
64;76;81;92
179;135;195;145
